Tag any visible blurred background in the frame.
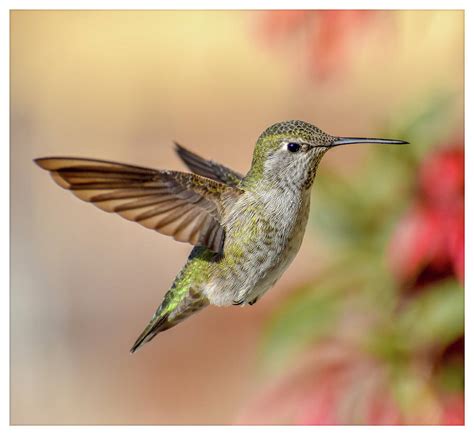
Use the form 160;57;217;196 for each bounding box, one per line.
11;10;464;424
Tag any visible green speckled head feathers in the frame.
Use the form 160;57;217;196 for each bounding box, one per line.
243;120;335;188
259;120;335;144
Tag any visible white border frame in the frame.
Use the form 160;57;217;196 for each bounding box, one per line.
2;1;470;433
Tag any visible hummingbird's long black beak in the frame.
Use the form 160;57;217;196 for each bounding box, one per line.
329;137;409;147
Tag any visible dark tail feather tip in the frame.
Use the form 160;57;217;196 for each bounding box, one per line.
129;329;155;354
129;314;169;354
129;342;142;354
129;338;143;354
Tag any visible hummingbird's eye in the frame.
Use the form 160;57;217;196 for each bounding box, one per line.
287;142;301;153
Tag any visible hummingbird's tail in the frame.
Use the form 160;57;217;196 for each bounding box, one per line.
130;287;209;354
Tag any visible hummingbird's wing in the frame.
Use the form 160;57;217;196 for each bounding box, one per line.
35;157;243;253
174;143;244;187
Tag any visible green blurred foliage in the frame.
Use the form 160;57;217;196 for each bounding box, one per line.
397;279;463;351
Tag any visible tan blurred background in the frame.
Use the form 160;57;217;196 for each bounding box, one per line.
11;10;463;424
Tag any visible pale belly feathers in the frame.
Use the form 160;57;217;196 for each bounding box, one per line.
202;188;311;306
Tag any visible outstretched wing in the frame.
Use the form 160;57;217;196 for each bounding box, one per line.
35;157;243;253
174;143;244;187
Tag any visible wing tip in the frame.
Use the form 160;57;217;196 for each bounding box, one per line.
34;157;53;170
174;141;191;157
33;156;81;171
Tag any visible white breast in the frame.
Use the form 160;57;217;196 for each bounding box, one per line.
203;188;311;306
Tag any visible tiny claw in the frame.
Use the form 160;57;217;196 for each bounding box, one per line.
249;297;259;306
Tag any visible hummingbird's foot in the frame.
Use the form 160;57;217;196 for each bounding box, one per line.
248;297;259;306
232;296;259;306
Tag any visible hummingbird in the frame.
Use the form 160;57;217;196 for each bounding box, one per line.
35;120;407;353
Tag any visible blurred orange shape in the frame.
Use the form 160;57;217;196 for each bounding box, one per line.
441;394;464;425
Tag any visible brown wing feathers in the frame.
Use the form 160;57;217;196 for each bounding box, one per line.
174;142;243;187
35;157;240;253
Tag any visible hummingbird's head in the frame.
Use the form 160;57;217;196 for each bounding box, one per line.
244;120;407;190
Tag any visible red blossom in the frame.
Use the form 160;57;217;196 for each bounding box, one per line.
238;340;459;424
259;10;312;39
237;343;402;425
259;10;378;80
295;364;348;424
447;208;464;282
389;205;456;285
307;11;375;80
441;394;464;425
420;147;464;207
388;147;464;285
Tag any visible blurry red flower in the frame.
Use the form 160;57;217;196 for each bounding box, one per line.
238;340;463;425
259;10;378;80
440;394;464;425
447;209;464;282
260;10;311;38
420;148;464;207
237;342;402;424
388;147;464;285
306;11;375;80
389;205;456;285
